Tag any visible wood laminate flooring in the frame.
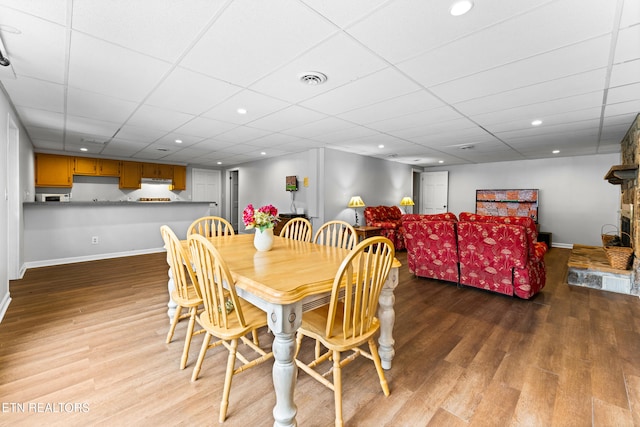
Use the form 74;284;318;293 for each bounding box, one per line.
1;248;640;426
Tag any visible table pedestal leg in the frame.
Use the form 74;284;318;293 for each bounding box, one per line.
378;266;399;370
268;302;302;427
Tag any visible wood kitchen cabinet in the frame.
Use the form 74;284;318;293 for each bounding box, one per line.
142;163;173;180
74;157;120;177
119;161;142;189
35;153;72;187
170;166;187;191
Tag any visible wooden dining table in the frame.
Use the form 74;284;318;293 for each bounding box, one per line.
169;233;400;427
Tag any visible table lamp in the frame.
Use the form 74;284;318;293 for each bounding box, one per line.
400;196;414;213
348;196;365;226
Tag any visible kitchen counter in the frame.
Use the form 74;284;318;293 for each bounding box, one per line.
23;201;215;268
25;200;211;206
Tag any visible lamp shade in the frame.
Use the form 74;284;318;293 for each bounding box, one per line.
348;196;365;208
400;197;415;206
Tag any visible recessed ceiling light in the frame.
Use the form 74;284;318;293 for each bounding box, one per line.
260;152;266;155
531;119;543;126
175;139;182;144
217;161;222;165
450;0;473;16
80;147;88;152
438;160;444;164
378;144;385;149
237;108;247;115
552;150;560;154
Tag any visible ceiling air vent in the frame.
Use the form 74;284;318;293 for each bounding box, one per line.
459;144;474;150
299;71;327;86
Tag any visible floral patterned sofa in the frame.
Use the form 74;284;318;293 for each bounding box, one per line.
402;211;547;299
403;213;459;282
364;205;406;250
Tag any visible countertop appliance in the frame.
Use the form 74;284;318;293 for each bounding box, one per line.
36;193;70;202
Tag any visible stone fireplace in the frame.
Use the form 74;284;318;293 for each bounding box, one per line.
604;113;640;294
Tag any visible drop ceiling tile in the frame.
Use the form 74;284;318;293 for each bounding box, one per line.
31;139;64;150
180;0;338;86
1;76;64;112
26;126;63;143
610;59;640;87
0;0;67;24
406;127;495;148
470;92;604;129
400;0;616;87
65;115;120;138
248;105;328;132
301;0;390;28
245;133;303;148
0;6;67;83
67;87;138;123
214;126;273;143
249;32;388;103
100;138;149;157
614;25;640;64
621;0;640;27
275;139;327;151
127;104;195;132
281;117;355;138
16;106;64;128
604;99;640;117
202;90;289;124
455;68;607;116
301;67;421;115
430;36;611;104
71;0;227;62
481;106;603;135
173;117;237;138
388;117;479;141
607;82;640;104
190;138;237;152
114;125;168;142
152;133;204;148
351;0;555;63
68;32;172;102
339;90;447;125
497;119;600;141
367;106;465;133
310;125;378;143
145;67;242;115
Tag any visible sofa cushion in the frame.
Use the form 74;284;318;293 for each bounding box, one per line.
403;220;459;282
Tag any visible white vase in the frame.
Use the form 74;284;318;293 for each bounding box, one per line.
254;228;274;252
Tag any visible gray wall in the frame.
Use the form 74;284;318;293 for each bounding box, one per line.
426;153;620;247
233;148;414;231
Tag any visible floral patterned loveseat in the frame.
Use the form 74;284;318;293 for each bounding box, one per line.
457;212;547;299
363;205;405;250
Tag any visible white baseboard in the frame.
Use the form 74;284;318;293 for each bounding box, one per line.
24;247;165;270
552;243;573;249
0;292;12;323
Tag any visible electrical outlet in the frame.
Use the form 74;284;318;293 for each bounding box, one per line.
91;236;99;245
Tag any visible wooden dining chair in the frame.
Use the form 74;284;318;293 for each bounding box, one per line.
280;217;312;242
294;236;395;427
187;233;273;423
187;216;235;237
313;220;356;250
160;225;204;370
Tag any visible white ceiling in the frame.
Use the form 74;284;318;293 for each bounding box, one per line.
0;0;638;168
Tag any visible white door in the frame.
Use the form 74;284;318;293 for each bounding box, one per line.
192;169;221;216
421;171;449;214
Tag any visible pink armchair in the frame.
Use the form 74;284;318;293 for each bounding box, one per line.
364;205;405;250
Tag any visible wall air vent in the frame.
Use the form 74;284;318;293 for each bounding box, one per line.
299;71;327;86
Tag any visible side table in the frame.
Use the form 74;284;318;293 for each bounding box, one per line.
353;226;382;243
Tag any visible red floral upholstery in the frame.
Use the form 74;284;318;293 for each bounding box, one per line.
403;220;459;282
364;206;405;250
457;222;527;296
458;212;548;299
402;212;458;223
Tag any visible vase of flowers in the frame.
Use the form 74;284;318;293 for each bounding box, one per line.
243;203;278;251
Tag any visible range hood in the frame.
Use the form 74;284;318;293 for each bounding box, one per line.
604;165;638;185
141;177;172;184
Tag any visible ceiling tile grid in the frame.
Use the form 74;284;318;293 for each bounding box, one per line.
0;0;637;168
